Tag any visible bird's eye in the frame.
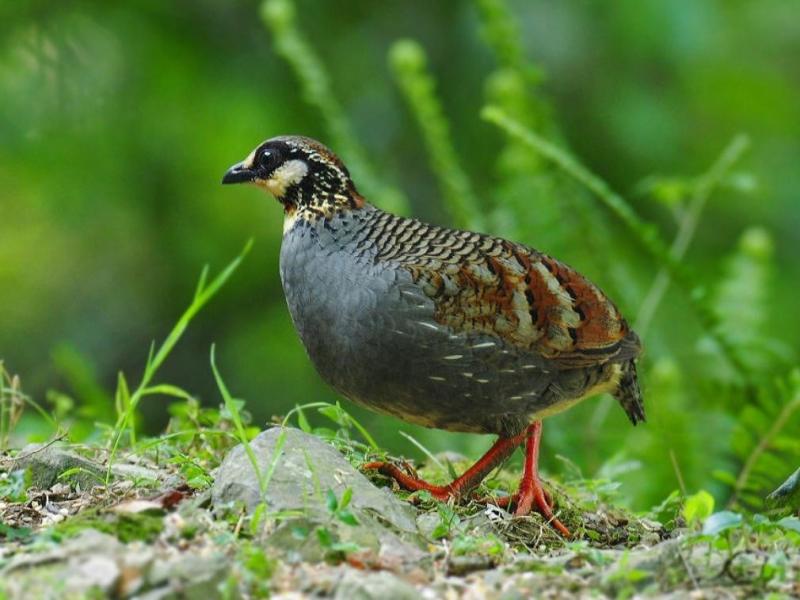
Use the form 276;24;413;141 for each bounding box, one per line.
257;148;280;170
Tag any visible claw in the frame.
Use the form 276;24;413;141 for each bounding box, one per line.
363;422;572;538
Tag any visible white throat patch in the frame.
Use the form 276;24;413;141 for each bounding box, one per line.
262;159;309;197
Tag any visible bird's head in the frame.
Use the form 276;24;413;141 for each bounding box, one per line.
222;136;364;219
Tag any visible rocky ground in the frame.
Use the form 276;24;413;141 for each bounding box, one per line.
1;427;798;599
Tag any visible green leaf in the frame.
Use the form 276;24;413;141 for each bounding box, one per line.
295;406;311;433
431;523;451;540
683;490;715;525
330;541;362;554
140;384;194;401
0;523;33;541
702;511;743;535
766;467;800;510
0;469;31;503
339;487;352;510
777;516;800;534
291;526;309;540
249;502;267;537
336;509;359;527
315;526;333;548
712;469;737;487
318;405;346;426
106;240;252;482
326;489;338;513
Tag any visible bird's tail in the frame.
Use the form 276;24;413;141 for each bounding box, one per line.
613;360;645;425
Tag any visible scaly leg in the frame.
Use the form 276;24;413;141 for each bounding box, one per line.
513;421;571;537
363;429;527;501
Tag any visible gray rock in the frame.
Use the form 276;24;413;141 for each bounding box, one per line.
14;444;104;490
0;527;230;600
64;554;121;595
212;427;426;563
212;428;416;529
145;552;229;600
334;569;419;600
0;530;127;599
110;463;168;485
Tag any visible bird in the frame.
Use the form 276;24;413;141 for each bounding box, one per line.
222;135;644;537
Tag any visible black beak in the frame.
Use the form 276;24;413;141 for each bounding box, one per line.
222;161;255;185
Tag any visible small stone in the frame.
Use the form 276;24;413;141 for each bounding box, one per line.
65;555;121;594
15;444;104;490
334;569;419;600
50;482;72;496
146;552;228;599
111;462;171;485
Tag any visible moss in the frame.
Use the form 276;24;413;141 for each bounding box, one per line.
52;509;164;544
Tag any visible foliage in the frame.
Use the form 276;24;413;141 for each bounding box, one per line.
767;467;800;512
1;0;799;529
261;0;408;214
105;240;252;482
726;370;800;511
0;468;31;503
389;39;483;229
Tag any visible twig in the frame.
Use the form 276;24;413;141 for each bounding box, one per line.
669;449;687;496
716;550;748;584
635;135;750;336
10;430;69;463
676;544;700;590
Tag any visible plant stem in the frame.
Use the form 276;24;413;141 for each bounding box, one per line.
105;241;252;483
482;105;750;378
635;135;750;336
389;39;483;230
591;135;749;429
728;388;800;508
261;0;409;214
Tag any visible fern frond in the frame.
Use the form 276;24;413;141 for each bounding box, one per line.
260;0;409;214
635;135;750;337
388;40;483;230
482;105;750;378
474;0;543;85
700;227;794;383
727;370;800;510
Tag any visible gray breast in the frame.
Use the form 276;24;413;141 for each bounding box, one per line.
279;210;593;436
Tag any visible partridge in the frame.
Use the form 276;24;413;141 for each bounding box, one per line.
222;135;644;537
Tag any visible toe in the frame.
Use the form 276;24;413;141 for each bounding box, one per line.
514;480;571;538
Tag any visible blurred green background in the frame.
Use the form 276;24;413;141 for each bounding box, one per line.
2;0;799;510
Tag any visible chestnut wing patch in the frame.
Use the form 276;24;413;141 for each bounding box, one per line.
399;233;638;368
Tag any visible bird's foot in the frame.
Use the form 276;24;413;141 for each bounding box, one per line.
362;461;455;501
484;479;570;537
365;460;570;537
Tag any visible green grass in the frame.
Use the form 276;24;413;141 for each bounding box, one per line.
2;0;799;596
104;239;253;483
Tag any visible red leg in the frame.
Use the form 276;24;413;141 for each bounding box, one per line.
514;421;571;537
363;429;527;501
